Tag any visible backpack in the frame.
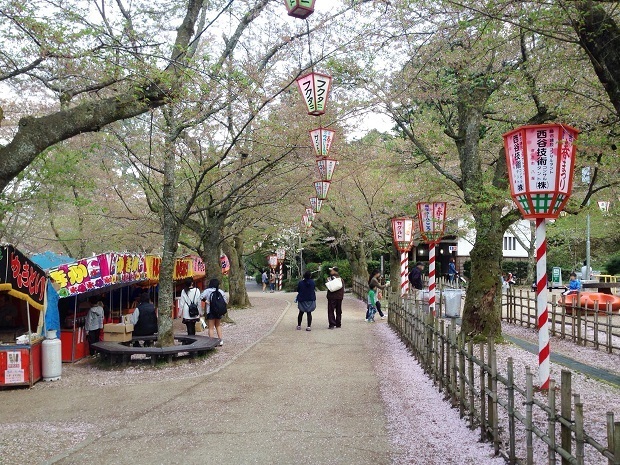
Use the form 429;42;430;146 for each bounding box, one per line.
184;289;200;318
210;288;227;318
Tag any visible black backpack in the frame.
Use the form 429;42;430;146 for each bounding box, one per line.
185;289;200;318
210;288;227;318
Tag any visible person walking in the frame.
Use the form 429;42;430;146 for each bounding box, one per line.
200;278;228;346
367;270;386;320
180;277;201;336
85;297;104;356
269;270;276;292
326;266;345;329
261;269;269;292
296;271;316;331
366;283;378;323
408;262;425;299
448;257;457;284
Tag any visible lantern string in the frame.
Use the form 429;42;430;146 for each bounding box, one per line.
306;19;314;73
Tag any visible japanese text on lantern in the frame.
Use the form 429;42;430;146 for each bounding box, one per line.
558;129;574;194
422;203;433;233
527;127;557;192
509;132;526;194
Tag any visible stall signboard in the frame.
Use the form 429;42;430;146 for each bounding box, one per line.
49;253;148;298
0;245;46;310
145;255;194;281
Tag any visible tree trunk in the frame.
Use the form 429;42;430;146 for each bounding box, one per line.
389;245;402;296
157;139;180;347
342;238;369;285
201;219;225;282
222;235;251;308
573;1;620;118
460;206;504;339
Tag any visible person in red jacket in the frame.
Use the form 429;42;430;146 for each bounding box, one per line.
326;266;345;329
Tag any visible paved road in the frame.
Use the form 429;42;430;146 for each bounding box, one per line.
2;291;392;465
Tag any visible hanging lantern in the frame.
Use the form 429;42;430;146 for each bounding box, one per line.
305;207;315;222
316;157;337;181
284;0;315;19
309;128;336;157
417;202;447;244
310;196;323;213
276;248;286;264
267;254;278;269
503;124;579;219
296;72;332;116
391;217;415;252
314;180;330;200
302;214;313;228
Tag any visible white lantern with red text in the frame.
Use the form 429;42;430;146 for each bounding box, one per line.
309;128;336;157
305;207;315;222
314;181;330;200
267;254;278;270
316;158;337;181
302;214;312;228
276;248;286;264
284;0;315;19
503;123;579;391
391;217;415;298
310;197;323;213
296;72;332;116
503;124;578;219
417;202;447;244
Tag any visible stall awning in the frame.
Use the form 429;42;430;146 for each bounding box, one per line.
0;245;46;311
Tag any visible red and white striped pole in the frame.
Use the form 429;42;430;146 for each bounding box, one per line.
278;263;283;291
400;252;409;297
536;218;550;390
428;243;436;316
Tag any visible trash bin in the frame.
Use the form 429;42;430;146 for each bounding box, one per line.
444;289;463;318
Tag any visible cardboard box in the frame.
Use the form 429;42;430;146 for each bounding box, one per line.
103;323;134;342
103;331;132;342
103;323;134;333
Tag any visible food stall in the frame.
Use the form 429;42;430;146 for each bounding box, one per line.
48;252;150;362
147;255;200;318
0;245;47;387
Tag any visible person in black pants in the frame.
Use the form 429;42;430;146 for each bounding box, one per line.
326;266;345;329
296;271;316;331
85;297;104;356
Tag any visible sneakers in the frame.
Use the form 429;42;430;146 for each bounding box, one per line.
381;316;386;320
218;340;223;346
306;327;311;331
296;325;301;330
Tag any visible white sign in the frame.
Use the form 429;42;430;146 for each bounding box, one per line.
7;351;21;369
4;369;24;384
448;246;457;252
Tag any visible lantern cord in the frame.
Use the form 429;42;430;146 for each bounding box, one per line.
306;19;314;72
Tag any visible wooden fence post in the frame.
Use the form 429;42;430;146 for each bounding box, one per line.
459;333;466;419
561;370;572;465
548;379;557;465
480;343;486;442
575;394;585;465
468;339;475;429
526;367;534;465
614;420;620;465
507;357;517;465
439;319;445;390
450;323;458;404
490;340;499;454
606;412;614;465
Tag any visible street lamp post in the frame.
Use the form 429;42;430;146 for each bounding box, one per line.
503;123;579;390
417;202;448;316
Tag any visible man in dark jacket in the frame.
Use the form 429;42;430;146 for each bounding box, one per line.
326;266;345;329
408;262;425;291
131;292;158;344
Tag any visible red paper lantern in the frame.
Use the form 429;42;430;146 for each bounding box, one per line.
316;157;337;181
417;202;447;244
503;124;579;219
310;197;323;213
314;180;330;200
296;72;332;116
284;0;315;19
309;128;335;157
391;217;415;252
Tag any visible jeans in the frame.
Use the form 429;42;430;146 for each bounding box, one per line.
366;301;385;319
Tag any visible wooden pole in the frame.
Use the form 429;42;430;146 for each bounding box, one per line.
561;370;572;465
526;367;534;465
548;379;557;465
614;420;620;465
606;412;614;465
468;339;475;428
480;343;486;442
574;395;584;465
507;357;517;464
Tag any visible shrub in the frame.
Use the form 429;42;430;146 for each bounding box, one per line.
463;260;471;279
605;253;620;275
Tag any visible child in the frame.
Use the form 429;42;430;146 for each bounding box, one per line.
563;272;582;296
366;284;378;322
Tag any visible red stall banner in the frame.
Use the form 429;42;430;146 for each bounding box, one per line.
0;245;46;310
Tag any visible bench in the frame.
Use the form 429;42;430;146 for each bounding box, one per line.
91;335;220;366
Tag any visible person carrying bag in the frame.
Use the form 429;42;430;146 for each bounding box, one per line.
180;278;201;336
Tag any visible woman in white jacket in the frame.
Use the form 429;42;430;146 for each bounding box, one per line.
180;278;201;336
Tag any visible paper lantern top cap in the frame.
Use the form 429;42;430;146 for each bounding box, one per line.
503;123;579;219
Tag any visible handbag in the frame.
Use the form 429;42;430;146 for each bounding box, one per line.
325;277;343;292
